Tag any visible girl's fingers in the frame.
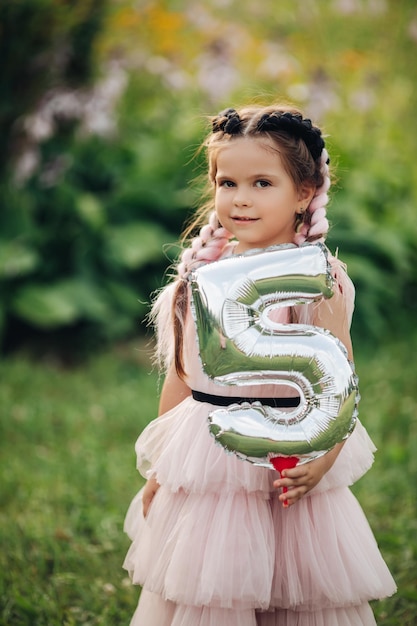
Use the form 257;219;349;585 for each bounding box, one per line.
273;474;305;489
278;486;307;507
142;477;161;517
273;474;310;507
142;497;150;517
143;496;154;518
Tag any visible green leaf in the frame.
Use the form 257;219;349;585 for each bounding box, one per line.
75;193;105;229
104;280;148;317
0;240;39;278
12;284;80;328
11;279;112;329
106;221;171;269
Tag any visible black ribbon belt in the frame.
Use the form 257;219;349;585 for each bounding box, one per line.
192;390;300;408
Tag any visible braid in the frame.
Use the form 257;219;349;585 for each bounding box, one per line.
255;111;325;161
177;211;234;279
212;108;242;134
172;211;234;379
294;149;330;245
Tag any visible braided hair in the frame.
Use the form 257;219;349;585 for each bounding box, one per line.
155;104;331;377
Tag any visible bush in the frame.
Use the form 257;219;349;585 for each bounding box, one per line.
2;0;417;355
0;131;182;354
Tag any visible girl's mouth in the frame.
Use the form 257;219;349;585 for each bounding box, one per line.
232;216;258;222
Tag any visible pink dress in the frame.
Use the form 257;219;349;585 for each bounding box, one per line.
123;250;396;626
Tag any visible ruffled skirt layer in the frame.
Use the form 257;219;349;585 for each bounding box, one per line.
124;397;396;625
130;590;377;626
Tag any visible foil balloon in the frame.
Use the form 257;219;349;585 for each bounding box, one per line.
189;243;359;472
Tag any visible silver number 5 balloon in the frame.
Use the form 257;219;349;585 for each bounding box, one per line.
189;243;359;470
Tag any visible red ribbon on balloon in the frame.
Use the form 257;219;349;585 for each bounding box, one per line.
271;456;299;507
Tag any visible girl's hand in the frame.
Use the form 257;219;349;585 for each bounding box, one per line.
273;442;344;507
142;475;160;518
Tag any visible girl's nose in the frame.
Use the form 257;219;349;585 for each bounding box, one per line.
233;187;252;207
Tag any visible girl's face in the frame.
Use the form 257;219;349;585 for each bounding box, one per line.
214;137;314;254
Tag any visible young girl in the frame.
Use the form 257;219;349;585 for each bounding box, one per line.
123;104;396;625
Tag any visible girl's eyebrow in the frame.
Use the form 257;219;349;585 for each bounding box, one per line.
216;171;278;179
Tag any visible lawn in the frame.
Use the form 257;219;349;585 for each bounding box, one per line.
0;333;416;625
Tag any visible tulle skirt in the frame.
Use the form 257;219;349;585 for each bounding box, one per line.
123;397;396;625
130;590;377;626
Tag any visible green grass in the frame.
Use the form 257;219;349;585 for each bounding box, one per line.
0;340;157;625
0;334;416;625
353;335;417;625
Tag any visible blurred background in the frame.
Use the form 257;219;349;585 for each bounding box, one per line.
1;1;416;624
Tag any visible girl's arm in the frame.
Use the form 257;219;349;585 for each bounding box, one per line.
158;362;192;414
274;271;354;506
142;364;191;517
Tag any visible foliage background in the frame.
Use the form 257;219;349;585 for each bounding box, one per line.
1;0;417;351
1;0;416;624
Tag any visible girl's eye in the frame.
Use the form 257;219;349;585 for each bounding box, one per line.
256;180;271;188
219;180;235;188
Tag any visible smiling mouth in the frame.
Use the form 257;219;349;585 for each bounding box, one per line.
232;216;258;222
